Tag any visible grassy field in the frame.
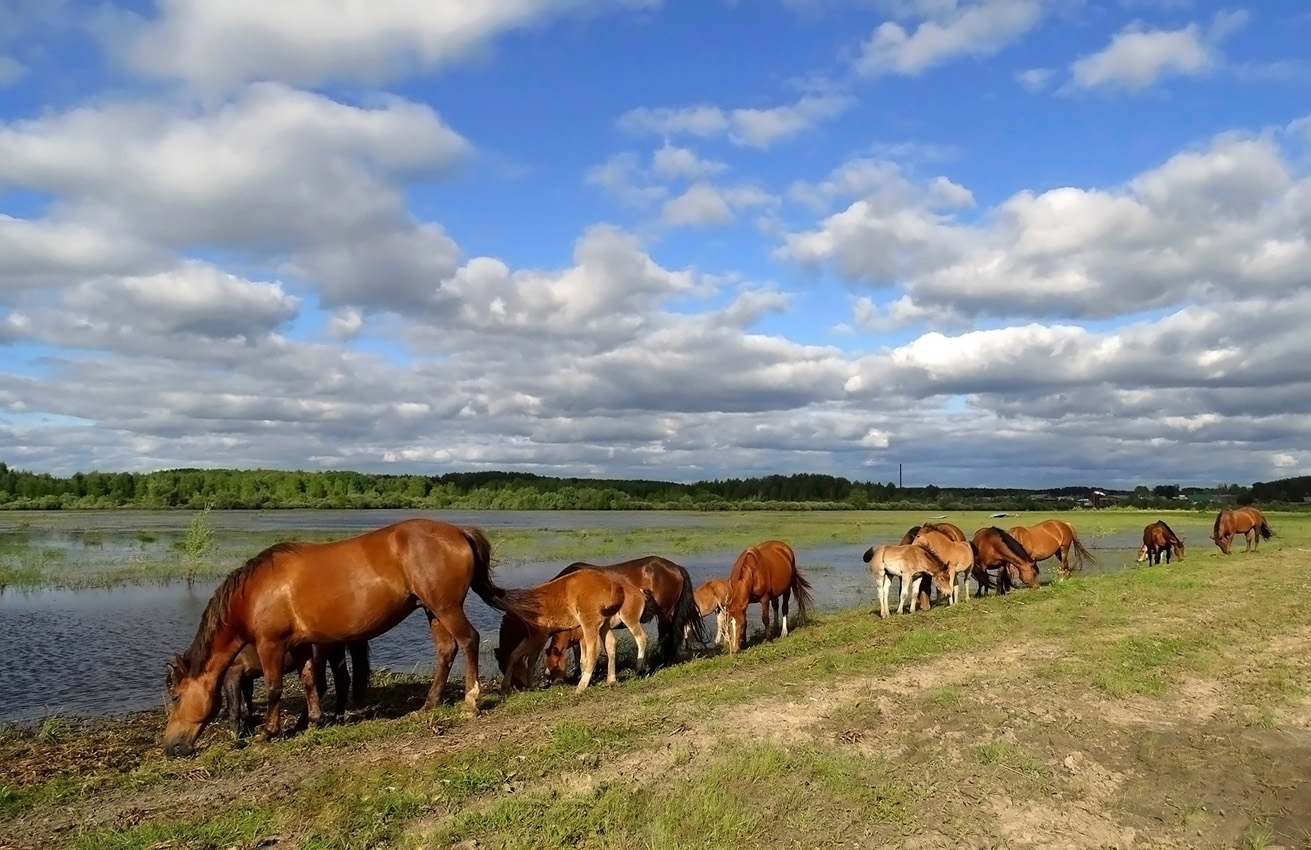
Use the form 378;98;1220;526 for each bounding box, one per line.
2;510;1309;849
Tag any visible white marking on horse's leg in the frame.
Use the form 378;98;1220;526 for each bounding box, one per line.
879;572;890;619
782;614;789;637
604;627;618;684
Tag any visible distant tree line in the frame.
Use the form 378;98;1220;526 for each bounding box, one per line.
0;461;1286;511
1252;476;1311;504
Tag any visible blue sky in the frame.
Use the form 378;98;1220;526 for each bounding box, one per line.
1;0;1309;488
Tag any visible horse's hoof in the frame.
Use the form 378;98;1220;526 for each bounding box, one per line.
461;703;480;720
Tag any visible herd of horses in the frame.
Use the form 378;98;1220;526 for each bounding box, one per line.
160;506;1277;757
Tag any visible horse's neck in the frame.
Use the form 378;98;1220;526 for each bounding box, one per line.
196;627;246;691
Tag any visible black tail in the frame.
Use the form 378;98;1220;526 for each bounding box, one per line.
463;526;538;622
669;563;710;653
861;546;875;563
1259;519;1273;541
789;567;814;624
348;640;370;705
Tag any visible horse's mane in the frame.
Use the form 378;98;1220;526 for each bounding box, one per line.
180;541;303;674
990;527;1032;563
1212;510;1226;537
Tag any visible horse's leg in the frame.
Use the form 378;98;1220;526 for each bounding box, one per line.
897;573;913;615
295;652;323;731
255;640;289;742
879;571;891;619
502;634;538;694
422;612;458;711
604;628;619;684
715;609;726;645
768;597;780;640
781;589;791;637
436;604;482;718
577;618;603;693
760;597;772;641
325;646;349;719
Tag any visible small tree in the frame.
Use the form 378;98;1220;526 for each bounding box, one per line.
181;505;216;585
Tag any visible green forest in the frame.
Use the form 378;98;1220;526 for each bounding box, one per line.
0;461;1284;512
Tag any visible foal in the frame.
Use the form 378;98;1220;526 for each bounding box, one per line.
691;577;730;646
909;528;974;605
862;543;953;618
500;569;653;694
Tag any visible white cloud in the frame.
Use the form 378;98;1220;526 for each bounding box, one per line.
857;0;1046;76
0;84;469;253
659;182;776;228
585;153;668;207
1015;66;1053;92
1070;22;1212;90
0;55;22;86
617;93;853;149
113;0;659;92
650;143;727;181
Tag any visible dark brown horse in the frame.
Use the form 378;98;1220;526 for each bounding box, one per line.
970;527;1039;594
496;556;707;687
223;641;369;736
725;540;813;653
163;519;530;757
1212;507;1273;554
1137;520;1185;566
899;522;968;609
497;569;654;693
1008;519;1094;578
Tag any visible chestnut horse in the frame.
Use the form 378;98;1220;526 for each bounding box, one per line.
498;569;654;694
1212;507;1273;555
970;527;1039;594
862;542;953;618
725;540;813;653
1137;521;1185;566
1008;519;1094;578
163;519;529;757
223;641;369;736
692;577;730;646
513;556;707;686
900;522;968;609
909;527;974;605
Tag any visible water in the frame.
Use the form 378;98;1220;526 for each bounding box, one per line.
0;512;1162;723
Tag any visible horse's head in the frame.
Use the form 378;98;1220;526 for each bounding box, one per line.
542;633;571;684
929;565;955;598
162;654;220;758
1135;545;1149;563
1174;538;1186;560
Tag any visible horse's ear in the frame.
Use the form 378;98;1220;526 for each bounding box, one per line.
166;654;186;685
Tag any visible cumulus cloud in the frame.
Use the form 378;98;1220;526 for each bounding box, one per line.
617;93;854;149
857;0;1046;77
659;182;776;228
111;0;659;92
781;127;1311;318
651;143;728;181
1068;12;1246;91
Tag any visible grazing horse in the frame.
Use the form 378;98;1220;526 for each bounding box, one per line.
498;569;654;694
538;557;707;685
1008;519;1095;578
692;577;731;646
725;540;813;654
862;543;953;618
1137;521;1185;566
162;519;529;758
970;527;1040;594
223;641;369;736
1212;507;1273;555
908;527;974;605
899;523;968;608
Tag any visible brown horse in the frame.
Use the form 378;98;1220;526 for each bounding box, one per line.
908;527;974;605
862;542;953;618
223;641;369;736
498;569;654;694
1212;507;1273;555
692;577;730;646
1008;519;1095;578
970;527;1040;594
538;556;706;685
899;522;968;608
1138;520;1185;566
725;540;813;653
163;519;529;757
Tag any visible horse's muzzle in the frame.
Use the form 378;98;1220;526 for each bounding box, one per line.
163;736;195;758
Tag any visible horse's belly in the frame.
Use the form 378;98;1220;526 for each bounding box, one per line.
291;583;416;643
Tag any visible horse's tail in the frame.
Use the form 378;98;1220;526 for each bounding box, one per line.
463;526;538;622
670;563;710;649
348;640;370;705
861;546;875;564
1068;531;1096;571
1259;519;1273;541
789;566;814;623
